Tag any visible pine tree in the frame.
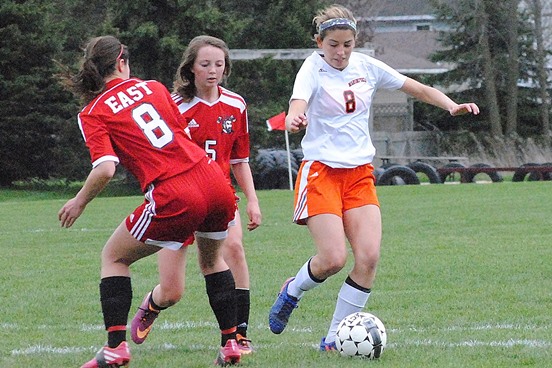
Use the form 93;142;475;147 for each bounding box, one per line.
0;1;83;186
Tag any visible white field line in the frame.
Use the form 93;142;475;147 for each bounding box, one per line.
389;339;551;348
390;323;550;333
9;321;551;357
0;227;114;235
11;338;551;357
9;321;550;334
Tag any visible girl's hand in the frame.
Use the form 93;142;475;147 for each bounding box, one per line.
287;114;308;133
450;103;480;116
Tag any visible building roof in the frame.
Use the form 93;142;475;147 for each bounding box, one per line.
369;0;455;17
373;0;435;16
370;30;450;74
354;0;454;75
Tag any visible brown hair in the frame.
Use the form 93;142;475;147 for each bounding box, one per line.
312;4;357;41
173;35;231;102
60;35;128;104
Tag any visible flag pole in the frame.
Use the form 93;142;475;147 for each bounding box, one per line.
284;129;293;190
266;111;293;190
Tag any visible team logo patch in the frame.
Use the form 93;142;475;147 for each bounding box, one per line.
218;115;236;134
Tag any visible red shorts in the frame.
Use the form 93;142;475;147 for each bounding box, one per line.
293;161;378;225
179;189;240;248
125;157;236;249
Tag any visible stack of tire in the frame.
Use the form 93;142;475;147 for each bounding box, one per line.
252;149;299;189
375;161;506;185
511;163;552;181
438;162;503;184
375;162;437;186
377;161;551;185
252;149;551;189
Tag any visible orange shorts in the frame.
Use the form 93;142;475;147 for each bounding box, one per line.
293;161;379;225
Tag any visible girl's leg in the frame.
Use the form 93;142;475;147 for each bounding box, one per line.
269;214;348;335
222;211;252;344
287;214;348;299
197;236;238;348
100;221;160;348
324;205;382;344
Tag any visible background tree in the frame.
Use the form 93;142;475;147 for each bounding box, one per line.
0;0;83;187
104;0;322;154
2;0;550;186
424;0;539;136
477;1;502;136
526;0;551;137
504;0;520;136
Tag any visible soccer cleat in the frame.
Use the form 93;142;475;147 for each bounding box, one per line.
80;341;131;368
236;333;254;355
214;338;241;366
269;277;299;334
319;336;338;351
131;291;160;344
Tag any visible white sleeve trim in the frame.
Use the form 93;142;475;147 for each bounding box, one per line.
92;155;120;168
229;158;249;164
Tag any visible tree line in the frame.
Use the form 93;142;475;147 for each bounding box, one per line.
0;0;550;186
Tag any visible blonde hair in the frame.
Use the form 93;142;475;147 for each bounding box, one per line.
313;4;357;40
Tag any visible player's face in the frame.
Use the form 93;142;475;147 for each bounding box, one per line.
192;45;226;91
317;29;356;71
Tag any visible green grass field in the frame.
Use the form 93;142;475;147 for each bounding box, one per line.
1;182;551;367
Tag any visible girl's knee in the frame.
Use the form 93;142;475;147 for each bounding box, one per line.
159;287;184;306
316;253;347;276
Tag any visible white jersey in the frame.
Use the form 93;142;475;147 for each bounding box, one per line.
291;51;407;168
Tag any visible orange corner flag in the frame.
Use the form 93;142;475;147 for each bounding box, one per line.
266;112;286;131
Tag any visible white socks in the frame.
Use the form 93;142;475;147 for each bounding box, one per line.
287;259;323;299
325;281;371;343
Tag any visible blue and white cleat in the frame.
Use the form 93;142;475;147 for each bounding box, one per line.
269;277;299;334
319;336;338;351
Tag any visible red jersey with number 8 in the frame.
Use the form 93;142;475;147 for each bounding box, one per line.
78;78;206;192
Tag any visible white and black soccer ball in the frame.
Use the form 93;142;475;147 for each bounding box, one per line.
335;312;387;359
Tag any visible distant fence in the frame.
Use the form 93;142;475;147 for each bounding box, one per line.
372;131;439;166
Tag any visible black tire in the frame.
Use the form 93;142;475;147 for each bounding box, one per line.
463;163;503;183
438;162;466;183
253;149;276;189
380;162;399;170
291;148;304;164
406;161;441;184
373;167;386;182
272;150;299;172
376;165;420;186
252;149;295;189
540;163;552;181
512;163;544;182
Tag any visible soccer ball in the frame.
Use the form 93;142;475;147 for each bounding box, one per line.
335;312;387;359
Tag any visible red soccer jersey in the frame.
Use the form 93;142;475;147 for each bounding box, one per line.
172;86;250;184
78;78;207;192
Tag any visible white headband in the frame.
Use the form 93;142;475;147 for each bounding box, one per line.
319;18;357;33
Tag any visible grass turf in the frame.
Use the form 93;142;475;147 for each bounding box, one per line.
1;181;550;367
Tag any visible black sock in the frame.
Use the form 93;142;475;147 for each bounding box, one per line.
149;290;167;311
345;275;371;293
235;288;250;337
308;258;326;283
205;270;237;346
99;276;132;348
